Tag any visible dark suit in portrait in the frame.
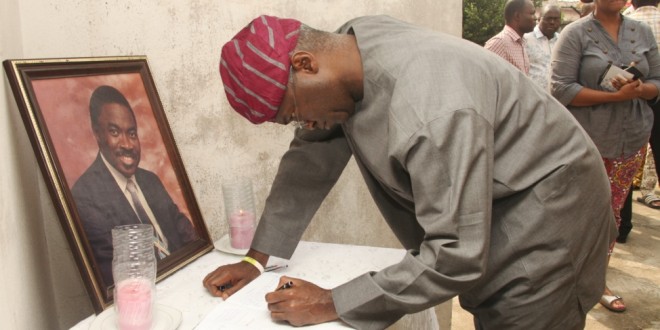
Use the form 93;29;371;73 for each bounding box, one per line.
72;154;197;288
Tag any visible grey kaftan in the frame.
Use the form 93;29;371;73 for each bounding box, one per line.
251;16;617;329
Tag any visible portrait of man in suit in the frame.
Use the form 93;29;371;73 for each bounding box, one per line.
71;85;198;289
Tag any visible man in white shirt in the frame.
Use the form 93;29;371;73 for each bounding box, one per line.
524;4;561;90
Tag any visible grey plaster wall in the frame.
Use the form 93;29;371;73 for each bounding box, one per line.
1;1;462;328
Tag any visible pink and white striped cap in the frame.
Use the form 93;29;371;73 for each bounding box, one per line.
220;15;301;124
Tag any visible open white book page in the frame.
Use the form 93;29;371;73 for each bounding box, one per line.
195;272;351;329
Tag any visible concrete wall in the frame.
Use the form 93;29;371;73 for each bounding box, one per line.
0;1;462;328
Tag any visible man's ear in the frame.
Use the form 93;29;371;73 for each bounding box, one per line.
291;51;318;74
92;126;102;145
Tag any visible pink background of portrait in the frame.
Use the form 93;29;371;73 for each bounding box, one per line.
31;73;191;219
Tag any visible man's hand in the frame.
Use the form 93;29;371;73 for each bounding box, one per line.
203;249;269;299
202;260;261;300
265;276;339;326
203;261;261;300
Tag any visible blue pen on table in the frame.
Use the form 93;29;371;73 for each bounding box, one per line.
277;281;294;291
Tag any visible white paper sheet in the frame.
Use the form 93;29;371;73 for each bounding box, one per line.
195;272;351;329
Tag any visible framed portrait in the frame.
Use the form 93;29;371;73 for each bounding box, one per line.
3;56;213;313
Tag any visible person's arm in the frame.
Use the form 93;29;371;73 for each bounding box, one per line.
640;23;660;102
550;24;590;106
202;248;270;299
265;276;338;326
158;187;197;245
552;22;660;107
569;24;660;107
251;125;353;259
637;80;659;100
72;184;116;287
569;79;648;106
203;125;353;298
332;110;493;329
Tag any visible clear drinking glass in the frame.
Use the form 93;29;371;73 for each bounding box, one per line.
222;177;257;249
112;224;157;330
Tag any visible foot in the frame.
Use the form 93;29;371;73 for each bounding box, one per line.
600;289;626;312
616;234;628;244
636;194;660;209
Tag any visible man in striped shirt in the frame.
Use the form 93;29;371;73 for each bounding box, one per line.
485;0;537;74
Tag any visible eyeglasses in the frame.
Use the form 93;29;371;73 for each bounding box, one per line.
288;66;306;130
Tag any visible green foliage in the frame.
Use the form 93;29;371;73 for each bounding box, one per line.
463;0;544;46
463;0;507;46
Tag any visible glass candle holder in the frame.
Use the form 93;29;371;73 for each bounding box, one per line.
222;177;257;249
112;224;156;330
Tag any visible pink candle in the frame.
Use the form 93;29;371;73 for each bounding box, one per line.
115;278;153;330
229;209;255;249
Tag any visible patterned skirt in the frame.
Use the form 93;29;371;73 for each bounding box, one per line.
603;146;646;252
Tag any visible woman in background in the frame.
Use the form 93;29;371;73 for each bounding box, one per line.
551;0;660;313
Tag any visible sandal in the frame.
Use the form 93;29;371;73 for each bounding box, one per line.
636;194;660;209
600;294;626;313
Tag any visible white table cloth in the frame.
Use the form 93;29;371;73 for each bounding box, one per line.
71;241;440;329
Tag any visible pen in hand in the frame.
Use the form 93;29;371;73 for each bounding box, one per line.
277;281;293;291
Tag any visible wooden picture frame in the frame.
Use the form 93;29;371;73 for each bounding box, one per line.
3;56;213;313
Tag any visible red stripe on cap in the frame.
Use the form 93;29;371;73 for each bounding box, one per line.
219;15;301;124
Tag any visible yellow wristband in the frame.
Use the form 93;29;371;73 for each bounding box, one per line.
242;256;264;274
